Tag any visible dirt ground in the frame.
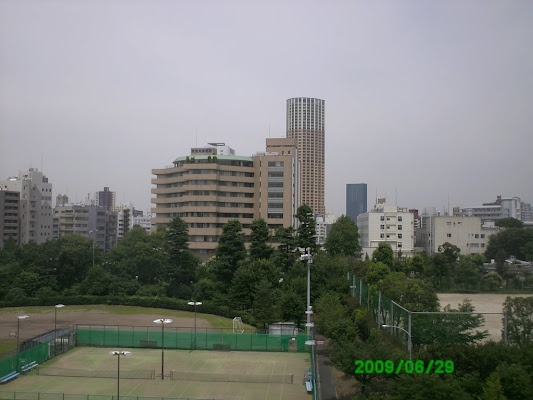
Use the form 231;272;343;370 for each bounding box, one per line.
0;305;212;342
438;293;533;341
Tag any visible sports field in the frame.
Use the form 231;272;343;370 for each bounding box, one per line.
438;293;533;341
3;347;312;400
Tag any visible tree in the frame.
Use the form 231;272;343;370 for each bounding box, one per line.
296;204;317;255
324;215;361;257
366;261;391;285
165;217;199;294
455;255;482;289
214;220;246;285
272;226;298;273
486;228;533;261
483;272;503;291
495;218;523;228
502;296;533;345
371;243;395;268
413;299;488;347
491;363;533;400
253;279;280;328
378;272;439;312
249;219;273;260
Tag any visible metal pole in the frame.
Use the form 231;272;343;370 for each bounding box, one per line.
307;259;311;336
117;352;120;400
503;312;508;344
378;291;382;327
161;323;165;380
54;307;57;356
408;311;412;360
194;304;197;349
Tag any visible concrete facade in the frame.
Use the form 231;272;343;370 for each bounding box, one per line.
286;97;325;216
151;139;299;259
0;190;20;246
0;168;53;245
357;200;415;258
416;215;498;255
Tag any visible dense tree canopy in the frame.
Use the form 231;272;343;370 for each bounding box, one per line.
324;215;362;257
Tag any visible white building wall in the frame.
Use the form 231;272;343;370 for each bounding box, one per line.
0;168;53;245
357;203;415;259
418;216;498;255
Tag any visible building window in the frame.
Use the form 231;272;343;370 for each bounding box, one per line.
398;242;402;248
447;233;452;238
398;233;402;239
398;225;402;230
398;216;403;221
475;234;479;238
480;234;485;238
380;216;385;221
380;233;384;239
380;225;385;230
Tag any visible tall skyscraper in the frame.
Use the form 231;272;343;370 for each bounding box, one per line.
346;183;367;223
286;97;325;216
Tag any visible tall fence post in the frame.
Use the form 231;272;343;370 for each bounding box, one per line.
408;311;412;360
503;312;508;344
359;279;363;304
377;291;382;327
390;302;394;334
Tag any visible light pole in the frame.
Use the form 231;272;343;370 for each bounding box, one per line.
54;304;65;356
16;315;29;370
187;301;202;350
110;351;131;400
301;252;313;337
382;324;412;360
153;318;172;380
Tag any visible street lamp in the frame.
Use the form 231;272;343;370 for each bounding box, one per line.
187;302;202;350
301;252;313;337
54;304;65;356
382;324;412;360
16;315;29;370
153;318;172;380
110;351;131;400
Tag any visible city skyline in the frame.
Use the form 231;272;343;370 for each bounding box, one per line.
2;1;532;217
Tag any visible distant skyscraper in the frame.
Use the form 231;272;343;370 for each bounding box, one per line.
96;187;115;211
346;183;367;223
286;97;325;216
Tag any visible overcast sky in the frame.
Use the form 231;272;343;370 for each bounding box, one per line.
1;0;532;217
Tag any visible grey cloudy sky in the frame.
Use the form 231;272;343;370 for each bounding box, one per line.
1;0;532;216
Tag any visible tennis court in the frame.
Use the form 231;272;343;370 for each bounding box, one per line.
2;347;312;400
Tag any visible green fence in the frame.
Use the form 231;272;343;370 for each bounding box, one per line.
0;392;217;400
77;325;310;352
0;328;75;378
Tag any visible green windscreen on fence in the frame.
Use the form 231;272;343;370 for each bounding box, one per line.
0;343;49;377
77;326;310;352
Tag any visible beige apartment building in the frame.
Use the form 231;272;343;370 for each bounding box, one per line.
416;215;498;255
286;97;325;216
151;139;299;259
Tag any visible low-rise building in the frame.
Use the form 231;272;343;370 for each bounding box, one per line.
416;215;498;255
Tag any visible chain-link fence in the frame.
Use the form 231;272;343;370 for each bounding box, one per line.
347;273;508;355
76;325;311;352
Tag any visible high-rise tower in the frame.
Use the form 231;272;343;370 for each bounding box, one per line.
286;97;325;216
346;183;368;223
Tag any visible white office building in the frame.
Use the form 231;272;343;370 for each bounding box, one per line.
357;199;415;258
